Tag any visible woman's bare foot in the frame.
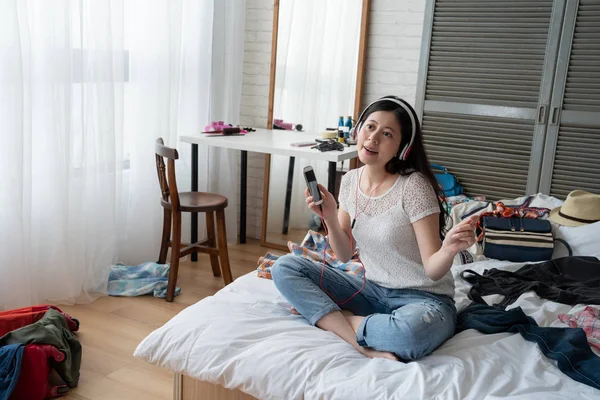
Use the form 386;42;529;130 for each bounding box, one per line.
358;346;399;361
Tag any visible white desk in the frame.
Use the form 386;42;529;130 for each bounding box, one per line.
180;128;357;161
180;128;358;248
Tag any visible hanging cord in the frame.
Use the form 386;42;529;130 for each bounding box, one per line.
318;170;387;305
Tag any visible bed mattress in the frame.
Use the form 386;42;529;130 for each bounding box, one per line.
134;257;600;399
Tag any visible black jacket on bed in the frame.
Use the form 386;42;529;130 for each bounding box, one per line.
459;256;600;309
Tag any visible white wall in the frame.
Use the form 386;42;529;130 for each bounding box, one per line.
363;0;426;106
240;0;426;239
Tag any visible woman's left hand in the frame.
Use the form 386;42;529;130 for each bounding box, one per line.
441;215;478;255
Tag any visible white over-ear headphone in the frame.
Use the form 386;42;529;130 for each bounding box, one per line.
355;96;419;161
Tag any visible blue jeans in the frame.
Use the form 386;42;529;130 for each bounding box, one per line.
457;303;600;390
271;254;457;361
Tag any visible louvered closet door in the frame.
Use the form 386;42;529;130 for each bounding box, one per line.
539;0;600;198
415;0;565;200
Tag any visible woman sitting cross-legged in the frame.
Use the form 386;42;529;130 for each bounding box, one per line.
271;96;477;361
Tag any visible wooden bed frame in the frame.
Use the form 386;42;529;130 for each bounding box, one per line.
174;374;257;400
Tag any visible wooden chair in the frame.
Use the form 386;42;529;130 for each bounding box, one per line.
155;138;233;302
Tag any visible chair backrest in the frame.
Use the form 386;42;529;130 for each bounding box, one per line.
155;138;180;210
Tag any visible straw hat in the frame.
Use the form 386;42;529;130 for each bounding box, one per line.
549;190;600;227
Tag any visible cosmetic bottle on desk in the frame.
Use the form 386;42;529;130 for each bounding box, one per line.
337;116;345;143
344;116;353;140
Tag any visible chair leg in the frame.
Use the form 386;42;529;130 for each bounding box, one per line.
158;208;172;264
205;211;222;277
215;209;233;285
166;211;182;302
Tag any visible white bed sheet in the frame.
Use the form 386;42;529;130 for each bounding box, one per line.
134;256;600;400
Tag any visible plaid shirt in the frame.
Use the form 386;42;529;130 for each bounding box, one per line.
257;230;364;280
558;306;600;350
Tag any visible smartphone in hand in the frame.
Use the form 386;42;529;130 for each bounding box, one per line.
303;166;323;205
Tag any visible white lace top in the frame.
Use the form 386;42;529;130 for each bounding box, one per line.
338;167;454;297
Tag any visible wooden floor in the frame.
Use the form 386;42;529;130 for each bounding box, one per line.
264;227;312;248
60;238;283;400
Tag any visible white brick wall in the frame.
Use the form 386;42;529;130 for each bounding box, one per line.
240;0;426;239
363;0;426;107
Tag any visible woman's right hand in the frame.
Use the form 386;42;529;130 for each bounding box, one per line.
305;184;337;223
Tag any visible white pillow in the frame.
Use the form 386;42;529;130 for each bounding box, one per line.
552;221;600;258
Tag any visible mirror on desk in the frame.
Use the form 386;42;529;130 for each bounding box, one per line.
261;0;369;250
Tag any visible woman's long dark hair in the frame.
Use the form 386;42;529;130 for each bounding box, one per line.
359;98;448;239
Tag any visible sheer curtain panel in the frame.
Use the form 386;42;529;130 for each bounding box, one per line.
0;0;245;309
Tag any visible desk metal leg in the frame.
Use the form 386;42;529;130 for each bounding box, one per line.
282;156;295;235
240;150;247;244
328;161;336;197
191;144;199;262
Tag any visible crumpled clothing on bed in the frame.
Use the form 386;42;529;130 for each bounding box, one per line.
257;230;475;279
559;305;600;350
257;230;363;280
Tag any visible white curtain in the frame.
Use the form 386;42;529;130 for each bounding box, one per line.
268;0;361;233
0;0;245;310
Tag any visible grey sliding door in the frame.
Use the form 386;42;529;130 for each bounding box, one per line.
416;0;566;200
539;0;600;198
